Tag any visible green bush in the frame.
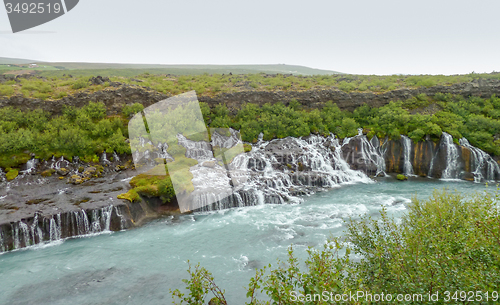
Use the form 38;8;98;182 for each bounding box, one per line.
122;103;144;117
71;79;89;89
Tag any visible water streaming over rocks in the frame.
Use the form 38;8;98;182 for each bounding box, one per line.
0;205;122;252
341;129;387;176
459;138;500;182
441;133;461;179
401;135;415;176
191;132;372;212
21;158;38;175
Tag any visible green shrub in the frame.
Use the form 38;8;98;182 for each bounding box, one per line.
122;103;144;117
0;85;15;96
71;79;89;89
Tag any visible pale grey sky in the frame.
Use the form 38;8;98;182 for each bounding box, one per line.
1;0;499;75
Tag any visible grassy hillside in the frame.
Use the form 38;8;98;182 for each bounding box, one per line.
41;62;340;76
0;57;339;77
0;57;39;65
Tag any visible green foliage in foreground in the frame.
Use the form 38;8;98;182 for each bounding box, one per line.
171;189;500;304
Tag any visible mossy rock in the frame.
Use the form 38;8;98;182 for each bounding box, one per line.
117;189;140;202
57;168;69;176
243;143;252;153
397;174;408;181
0;153;30;169
135;184;160;197
78;166;84;173
6;169;19;181
41;169;56;177
68;174;83;184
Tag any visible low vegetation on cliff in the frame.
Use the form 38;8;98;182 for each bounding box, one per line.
171;189;500;304
2;72;500;100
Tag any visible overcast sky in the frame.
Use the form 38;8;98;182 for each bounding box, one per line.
1;0;499;75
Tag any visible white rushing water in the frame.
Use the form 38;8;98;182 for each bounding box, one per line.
401;135;415;176
4;205;119;252
342;129;387;176
441;132;460;179
174;130;373;212
459;138;500;182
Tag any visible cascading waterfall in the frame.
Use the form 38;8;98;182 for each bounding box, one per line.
12;221;30;249
113;151;121;162
49;214;62;241
441;132;460;179
22;158;37;175
101;151;111;164
401;135;415;176
459;138;500;182
30;213;43;245
114;206;127;230
2;206;117;252
0;168;5;182
177;134;214;160
0;228;4;252
194;133;372;212
50;156;67;170
73;209;91;235
343;129;386;176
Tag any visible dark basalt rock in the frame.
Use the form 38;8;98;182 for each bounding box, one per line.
2;79;500;118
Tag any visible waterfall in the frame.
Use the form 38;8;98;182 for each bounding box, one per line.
194;134;372;212
74;210;91;235
50;156;67;170
49;214;62;241
114;206;127;230
342;129;386;176
101;151;111;164
459;138;500;182
89;205;113;233
12;222;30;249
30;213;43;244
22;158;37;174
113;151;121;162
177;134;214;161
0;205;119;252
0;228;5;252
401;135;415;176
441;133;460;179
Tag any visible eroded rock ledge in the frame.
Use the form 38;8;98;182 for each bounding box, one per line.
1;79;500;115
